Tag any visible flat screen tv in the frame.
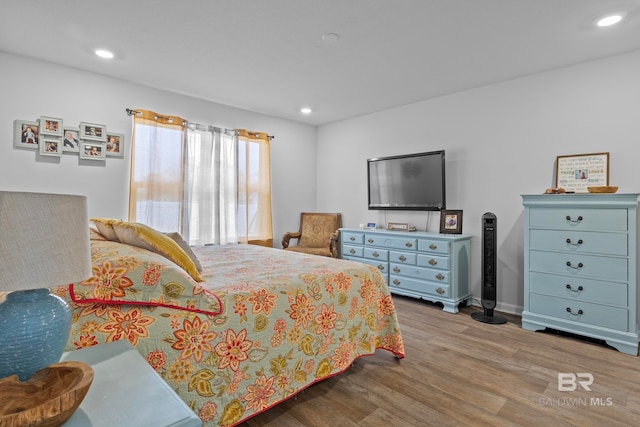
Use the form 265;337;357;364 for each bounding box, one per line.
367;150;446;211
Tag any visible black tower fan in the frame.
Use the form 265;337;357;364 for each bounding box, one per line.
471;212;507;324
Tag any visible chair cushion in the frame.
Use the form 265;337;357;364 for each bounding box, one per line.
298;214;340;248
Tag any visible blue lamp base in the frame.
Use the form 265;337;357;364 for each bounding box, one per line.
0;288;72;381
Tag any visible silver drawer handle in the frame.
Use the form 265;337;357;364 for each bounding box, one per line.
393;267;400;273
435;273;445;281
436;287;445;295
349;248;356;254
565;284;584;292
377;264;385;271
565;238;583;246
372;251;380;258
368;238;374;243
350;236;356;241
429;244;437;250
566;307;584;316
392;279;400;285
428;259;438;266
398;255;406;262
565;215;583;224
566;261;584;269
405;242;413;248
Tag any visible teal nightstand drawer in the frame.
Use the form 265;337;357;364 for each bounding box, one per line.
530;251;628;282
390;250;416;264
417;239;449;255
529;272;627;306
365;234;417;250
530;293;628;331
365;247;388;261
390;263;449;284
389;275;450;297
343;245;363;257
529;208;627;231
342;232;364;245
417;254;450;270
529;229;627;256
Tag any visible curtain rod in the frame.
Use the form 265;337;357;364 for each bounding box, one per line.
125;108;275;140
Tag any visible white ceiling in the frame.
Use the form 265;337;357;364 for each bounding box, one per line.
1;0;640;126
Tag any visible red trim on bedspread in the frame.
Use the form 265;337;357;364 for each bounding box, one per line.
230;347;405;427
68;284;223;316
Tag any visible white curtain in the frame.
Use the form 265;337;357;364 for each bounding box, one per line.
184;124;238;245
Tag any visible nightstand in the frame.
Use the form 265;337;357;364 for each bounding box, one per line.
60;340;202;426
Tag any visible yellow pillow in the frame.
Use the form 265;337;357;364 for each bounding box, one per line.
112;222;204;282
91;218;122;242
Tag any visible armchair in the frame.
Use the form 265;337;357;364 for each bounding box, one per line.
282;212;342;257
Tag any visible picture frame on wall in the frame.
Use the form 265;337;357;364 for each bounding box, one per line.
105;132;124;157
79;141;106;160
439;210;463;234
39;116;63;137
62;127;80;153
13;119;39;148
555;152;610;193
79;122;106;142
39;137;62;156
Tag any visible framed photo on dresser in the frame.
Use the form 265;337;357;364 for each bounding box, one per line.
440;210;463;234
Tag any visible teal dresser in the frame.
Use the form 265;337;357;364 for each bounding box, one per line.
340;228;471;313
522;193;639;355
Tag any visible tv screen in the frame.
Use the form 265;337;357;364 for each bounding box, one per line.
368;150;446;211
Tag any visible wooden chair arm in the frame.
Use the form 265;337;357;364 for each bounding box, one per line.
329;230;340;257
282;231;302;249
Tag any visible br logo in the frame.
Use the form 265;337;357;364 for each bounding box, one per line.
558;373;594;391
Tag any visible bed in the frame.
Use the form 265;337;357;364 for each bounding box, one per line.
50;223;405;426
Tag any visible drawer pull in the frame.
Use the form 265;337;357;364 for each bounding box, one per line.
429;244;437;250
565;284;584;292
372;251;380;258
566;261;584;269
436;287;445;295
405;242;413;248
349;248;356;254
350;236;356;241
393;267;401;273
398;255;406;261
565;307;584;316
565;238;583;246
393;279;400;285
565;215;583;224
428;259;438;266
436;273;445;281
368;238;374;243
378;264;385;271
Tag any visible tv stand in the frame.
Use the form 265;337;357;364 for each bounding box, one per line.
340;228;471;313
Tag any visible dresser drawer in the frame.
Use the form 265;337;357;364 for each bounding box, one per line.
389;275;450;298
529;293;628;331
417;254;450;270
358;257;388;273
529;208;627;231
365;234;417;250
529;272;628;306
529;229;627;256
529;251;628;282
390;263;449;284
343;244;363;257
342;232;364;245
365;247;388;261
417;239;449;255
389;250;416;264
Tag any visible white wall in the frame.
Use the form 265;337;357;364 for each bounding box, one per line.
317;50;640;313
0;52;317;243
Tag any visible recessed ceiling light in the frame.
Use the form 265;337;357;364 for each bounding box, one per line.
95;49;115;59
596;13;624;27
300;107;312;114
321;33;339;43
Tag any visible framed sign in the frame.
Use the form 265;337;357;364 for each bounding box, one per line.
555;152;609;193
439;210;463;234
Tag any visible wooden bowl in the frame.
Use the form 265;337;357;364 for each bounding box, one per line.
0;361;93;427
587;186;618;193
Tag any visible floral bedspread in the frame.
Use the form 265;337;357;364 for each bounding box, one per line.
56;241;405;427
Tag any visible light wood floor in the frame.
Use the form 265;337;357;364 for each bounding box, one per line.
242;295;640;426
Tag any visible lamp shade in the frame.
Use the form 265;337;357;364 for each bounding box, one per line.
0;191;92;381
0;191;91;291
